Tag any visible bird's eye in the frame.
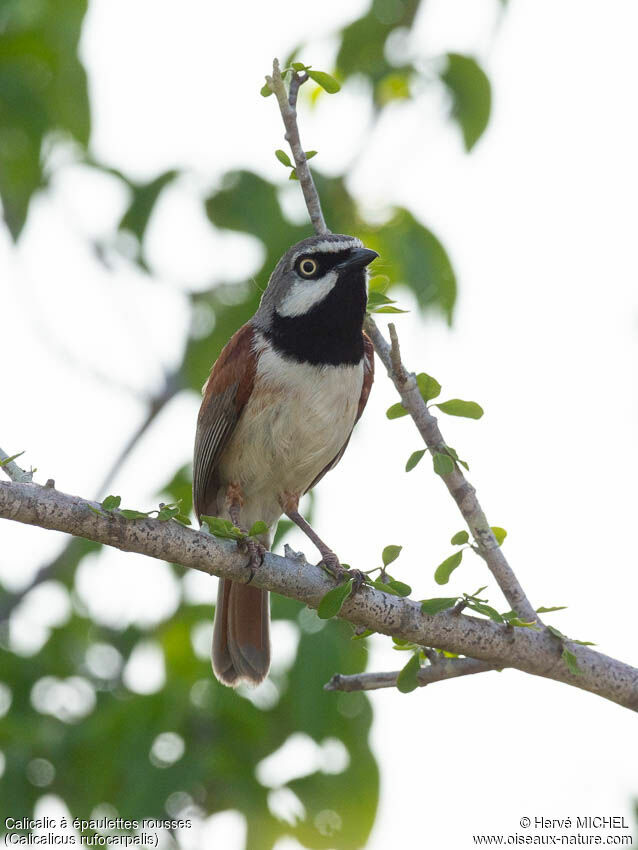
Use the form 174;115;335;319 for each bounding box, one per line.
298;257;318;277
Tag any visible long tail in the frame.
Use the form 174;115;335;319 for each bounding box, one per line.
212;579;270;687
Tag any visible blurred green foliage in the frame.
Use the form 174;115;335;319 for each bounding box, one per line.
0;0;497;847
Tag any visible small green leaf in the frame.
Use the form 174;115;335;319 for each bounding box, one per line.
317;579;354;619
307;69;341;93
434;550;463;585
433;453;454;476
291;62;307;71
502;613;538;628
248;520;269;537
445;445;470;471
386;402;408;420
102;495;121;512
366;291;396;311
440;53;491;152
173;513;192;526
368;274;390;293
382;545;402;567
536;605;567;614
201;515;246;541
260;83;273;97
370;579;401;596
275;149;292;167
420;597;458;615
405;449;426;472
87;504;106;517
304;150;318;160
572;638;596;646
435;399;484;419
289;168;298;180
450;530;469;545
467;600;504;623
352;629;374;640
0;451;24;467
389;580;411;597
372;305;408;314
120;509;150;520
392;636;411;647
396;653;421;693
416;373;441;402
491;526;507;545
562;647;582;676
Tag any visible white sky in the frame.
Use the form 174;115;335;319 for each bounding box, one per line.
2;0;638;847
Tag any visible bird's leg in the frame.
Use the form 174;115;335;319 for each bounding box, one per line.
227;483;265;580
281;492;364;590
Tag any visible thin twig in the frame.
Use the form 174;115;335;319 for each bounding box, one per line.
0;448;33;483
266;59;328;235
325;657;499;692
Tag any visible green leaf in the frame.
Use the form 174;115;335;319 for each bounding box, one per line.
0;451;24;467
307;70;341;93
467;600;504;623
440;53;491;152
396;653;421;694
435;399;484;419
173;513;192;526
491;526;507;545
368;274;390;293
275;149;292;167
445;445;469;471
289;168;298;181
420;597;458;615
416;373;441;402
432;453;454;476
304;150;318;160
450;530;469;545
366;290;396;311
392;636;411;647
546;625;567;640
119;509;150;520
102;495;121;512
434;550;463;585
536;605;567;614
291;62;307;71
87;504;106;517
388;580;411;597
502;613;538;628
372;305;408;314
260;83;273;97
352;629;374;640
248;520;269;537
201;515;246;541
386;402;408;420
119;170;178;242
405;449;426;472
317;579;354;619
562;647;582;676
382;545;402;567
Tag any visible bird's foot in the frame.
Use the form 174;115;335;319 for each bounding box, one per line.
239;537;266;583
318;551;365;593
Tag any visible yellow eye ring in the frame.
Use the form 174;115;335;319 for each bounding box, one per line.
299;258;318;277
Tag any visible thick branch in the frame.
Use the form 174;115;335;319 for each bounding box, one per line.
364;318;538;624
267;59;328;235
325;657;498;692
1;479;638;712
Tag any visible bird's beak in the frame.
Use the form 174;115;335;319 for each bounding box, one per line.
337;247;379;271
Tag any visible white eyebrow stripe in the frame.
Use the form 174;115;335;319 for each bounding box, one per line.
291;237;363;263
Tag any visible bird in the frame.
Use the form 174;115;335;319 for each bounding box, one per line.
193;233;378;687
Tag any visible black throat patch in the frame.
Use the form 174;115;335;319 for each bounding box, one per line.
266;268;367;366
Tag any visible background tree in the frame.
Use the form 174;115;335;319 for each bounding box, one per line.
2;1;638;848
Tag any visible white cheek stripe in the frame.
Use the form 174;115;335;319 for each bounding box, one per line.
277;270;338;317
291;237;362;264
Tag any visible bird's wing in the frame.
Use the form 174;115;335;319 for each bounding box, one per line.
193;323;258;521
305;332;375;493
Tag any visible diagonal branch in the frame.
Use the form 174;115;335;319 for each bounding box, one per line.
1;478;638;711
266;58;328;235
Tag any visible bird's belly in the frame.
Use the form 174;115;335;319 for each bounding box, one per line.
218;349;363;523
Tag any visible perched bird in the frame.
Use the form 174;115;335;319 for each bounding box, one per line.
193;233;378;687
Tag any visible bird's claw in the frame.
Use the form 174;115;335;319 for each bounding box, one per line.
241;538;266;584
318;553;365;593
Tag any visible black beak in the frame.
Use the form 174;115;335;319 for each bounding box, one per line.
337;247;379;271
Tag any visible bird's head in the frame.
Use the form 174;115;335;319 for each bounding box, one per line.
255;234;378;327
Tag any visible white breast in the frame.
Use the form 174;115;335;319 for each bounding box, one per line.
218;337;363;526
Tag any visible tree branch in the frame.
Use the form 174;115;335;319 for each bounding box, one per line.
1;479;637;711
325;657;499;692
266;59;328;235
